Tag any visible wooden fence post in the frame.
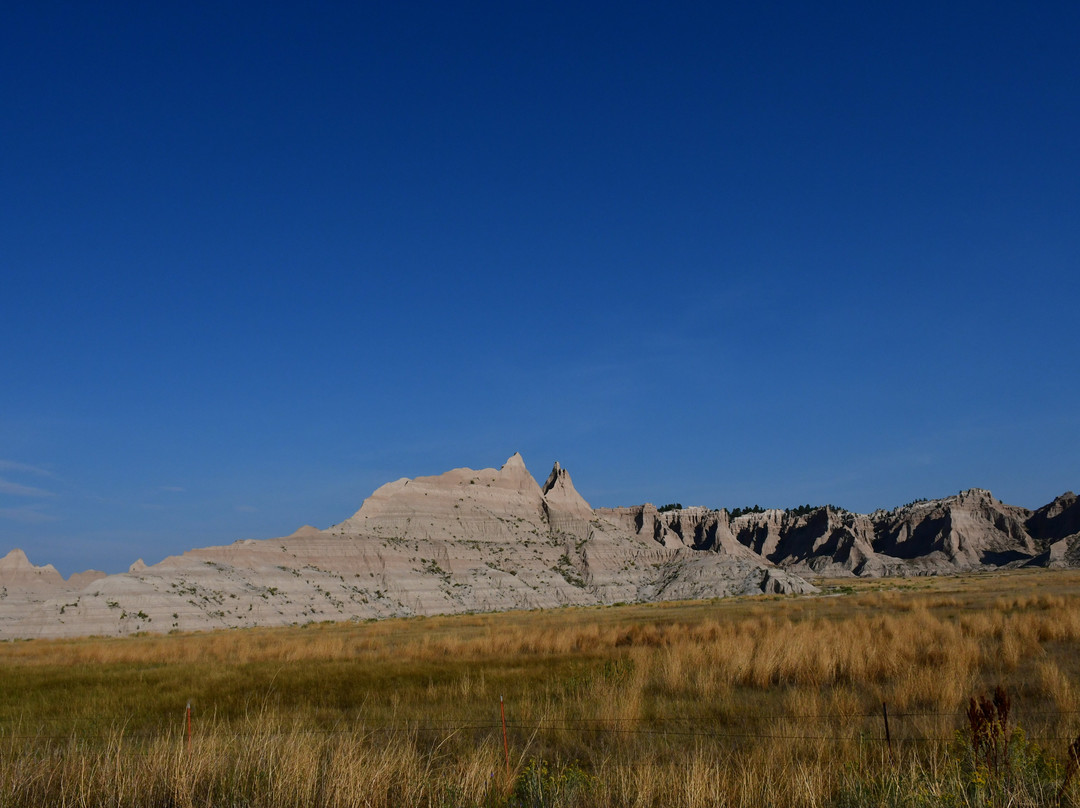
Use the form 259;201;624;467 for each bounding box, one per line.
500;695;510;777
882;701;892;759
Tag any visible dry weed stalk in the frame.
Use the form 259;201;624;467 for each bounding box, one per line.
967;685;1011;776
1057;735;1080;804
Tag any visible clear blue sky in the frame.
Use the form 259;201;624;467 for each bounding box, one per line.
2;1;1078;575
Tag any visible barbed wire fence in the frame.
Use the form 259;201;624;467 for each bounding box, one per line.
4;700;1080;753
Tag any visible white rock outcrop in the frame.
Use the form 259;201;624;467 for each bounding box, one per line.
9;455;1075;640
0;455;815;639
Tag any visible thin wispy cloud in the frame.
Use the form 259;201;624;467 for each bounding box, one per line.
0;506;58;524
0;478;55;498
0;459;54;477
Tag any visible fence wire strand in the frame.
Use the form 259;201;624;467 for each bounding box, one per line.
4;707;1078;747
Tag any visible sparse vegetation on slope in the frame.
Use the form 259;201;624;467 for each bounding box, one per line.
3;570;1080;806
728;504;766;517
786;503;844;517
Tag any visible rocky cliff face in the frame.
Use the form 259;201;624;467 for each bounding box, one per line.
658;487;1065;577
1026;492;1080;542
0;456;1074;640
0;455;815;639
0;548;66;589
541;461;595;533
0;549;106;636
339;452;549;541
868;489;1035;569
1023;492;1080;568
599;487;1077;578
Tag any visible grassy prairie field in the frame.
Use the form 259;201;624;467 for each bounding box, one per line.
4;569;1080;806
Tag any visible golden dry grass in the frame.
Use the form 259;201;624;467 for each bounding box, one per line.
2;568;1080;806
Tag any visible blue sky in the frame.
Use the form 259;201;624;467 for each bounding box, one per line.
2;1;1078;576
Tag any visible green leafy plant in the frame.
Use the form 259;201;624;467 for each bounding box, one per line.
511;758;597;808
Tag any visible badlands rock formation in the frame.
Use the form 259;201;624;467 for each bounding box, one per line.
612;488;1080;578
0;454;1076;640
0;455;812;639
633;487;1080;577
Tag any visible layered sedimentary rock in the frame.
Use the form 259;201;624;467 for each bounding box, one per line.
541;461;595;532
0;455;1075;640
1025;493;1080;567
0;455;814;639
340;452;548;541
0;548;66;589
0;549;107;635
635;488;1078;577
1027;492;1080;542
